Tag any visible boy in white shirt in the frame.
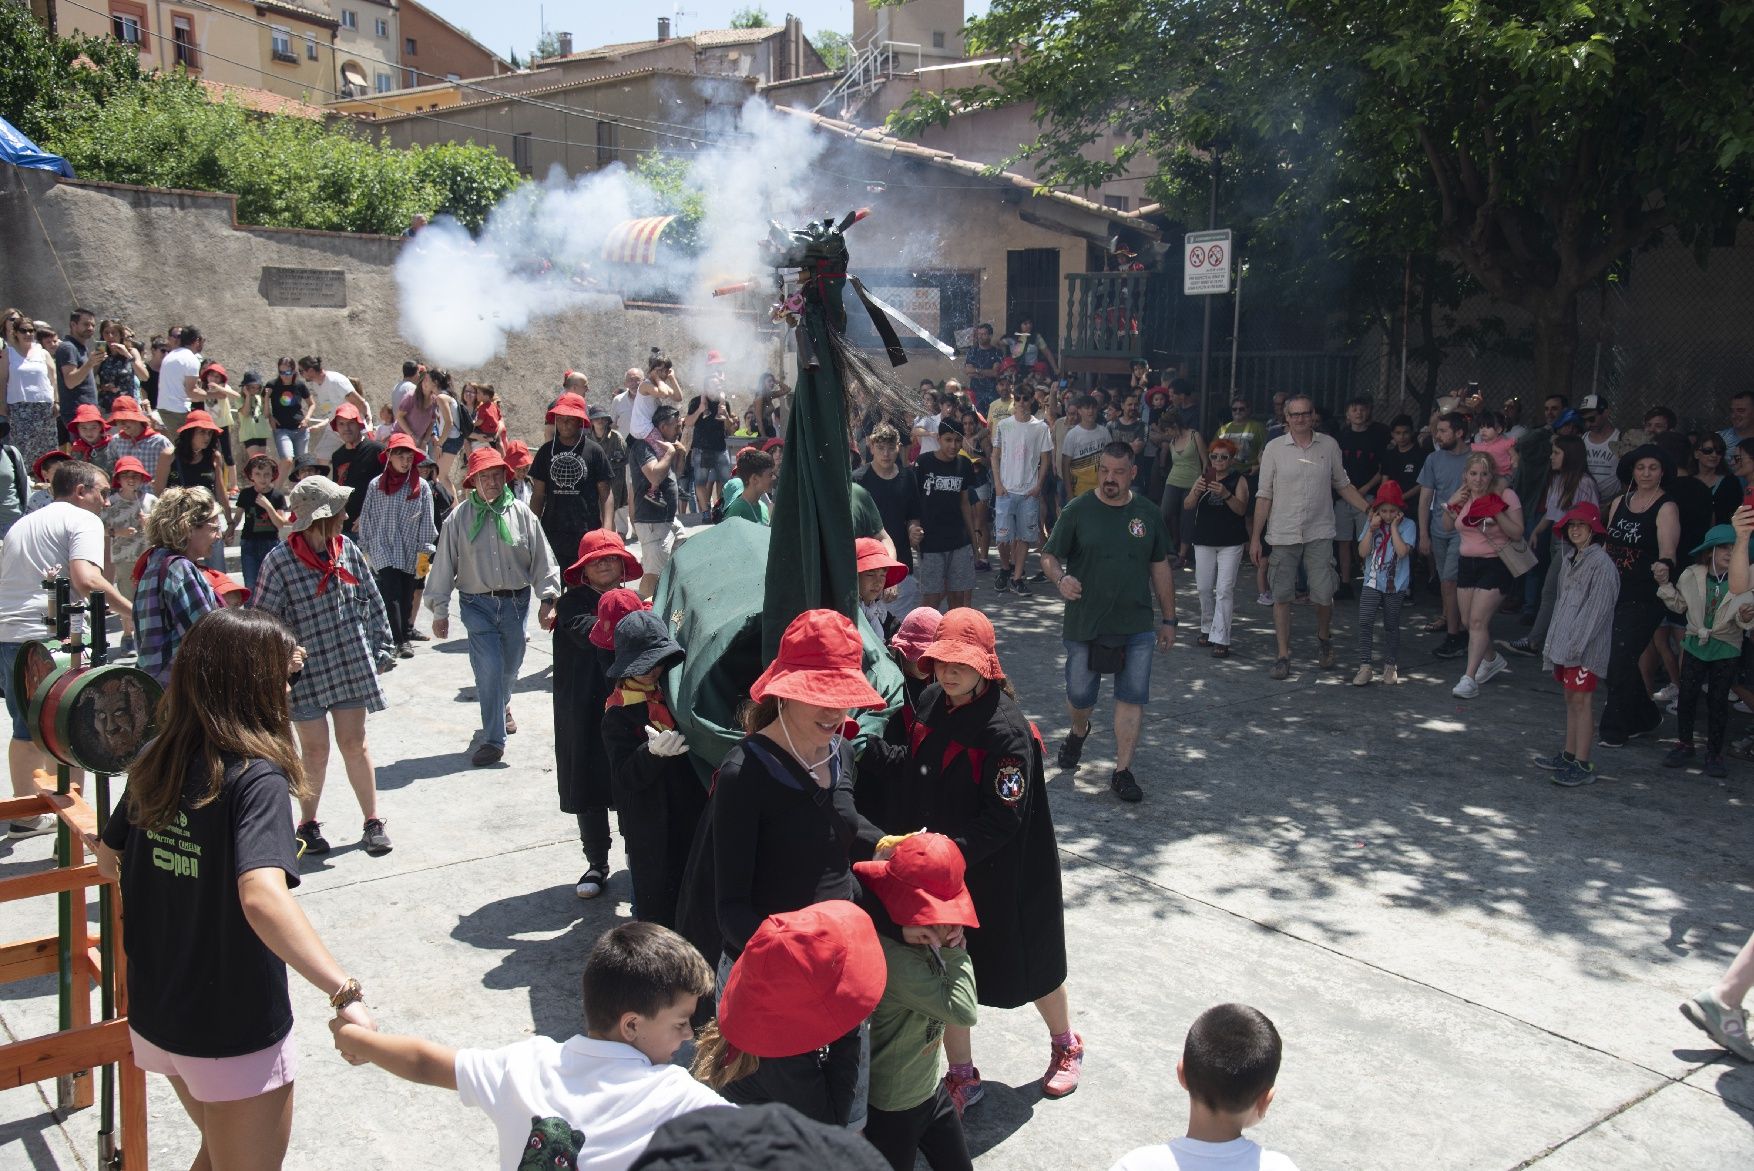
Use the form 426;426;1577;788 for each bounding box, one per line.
331;922;723;1171
1110;1004;1298;1171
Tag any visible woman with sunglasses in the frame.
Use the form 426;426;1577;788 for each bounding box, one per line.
2;313;59;469
1703;438;1746;524
1186;439;1250;657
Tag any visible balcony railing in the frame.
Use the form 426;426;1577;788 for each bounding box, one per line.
1063;272;1148;362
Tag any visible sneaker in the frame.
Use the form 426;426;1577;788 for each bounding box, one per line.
296;820;331;856
1553;759;1598;786
1705;754;1729;779
1533;750;1574;771
1664;744;1697;769
1317;638;1335;668
471;742;505;766
1382;665;1400;686
408;629;431;642
1352;664;1373;687
994;570;1012;592
1110;768;1142;803
1256;591;1274;606
1452;675;1479;699
943;1068;985;1116
1041;1033;1084;1098
1056;729;1088;770
1270;656;1290;681
1010;578;1030;596
1681;991;1754;1061
974;559;991;572
1433;635;1468;660
6;815;55;839
117;632;135;655
1474;654;1510;686
575;866;608;899
1653;683;1679;703
1027;571;1049;584
396;642;414;660
1732;734;1754;760
362;818;393;855
1597;736;1628;749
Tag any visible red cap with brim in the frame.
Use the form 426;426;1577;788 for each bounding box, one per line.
590;588;650;650
1558;502;1607;535
178;410;222;434
749;609;885;709
378;432;421;463
853;832;979;928
854;537;907;588
462;446;508;488
112;456;148;479
566;530;643;587
31;450;69;480
328;402;365;433
546;392;589;424
889;607;941;663
69;403;107;429
920;607;1003;681
199;363;227;384
503;440;533;472
1372;480;1406;510
719;901;885;1059
107;396;151;425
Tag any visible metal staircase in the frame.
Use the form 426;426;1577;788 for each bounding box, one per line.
813;36;922;119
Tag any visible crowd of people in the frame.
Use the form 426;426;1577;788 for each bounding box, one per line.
5;304;1754;1169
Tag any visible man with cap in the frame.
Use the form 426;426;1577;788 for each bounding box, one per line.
1579;394;1631;501
686;352;734;515
425;447;562;766
542;369;591;444
327;401;385;535
629;404;688;599
531;391;614;574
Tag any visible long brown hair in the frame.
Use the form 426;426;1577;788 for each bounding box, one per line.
1551;435;1588;510
125;608;308;831
689;1019;760;1089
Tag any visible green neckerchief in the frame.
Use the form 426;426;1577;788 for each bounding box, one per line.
465;486;516;544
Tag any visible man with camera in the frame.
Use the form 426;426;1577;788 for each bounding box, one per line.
1039;441;1177;804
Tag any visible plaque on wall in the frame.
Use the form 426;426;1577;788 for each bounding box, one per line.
260;266;347;308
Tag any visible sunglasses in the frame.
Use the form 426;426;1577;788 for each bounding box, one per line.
1698;446;1723;455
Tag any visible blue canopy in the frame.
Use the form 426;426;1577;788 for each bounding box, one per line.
0;116;74;178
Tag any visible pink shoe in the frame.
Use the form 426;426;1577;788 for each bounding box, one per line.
1041;1033;1083;1098
942;1067;984;1116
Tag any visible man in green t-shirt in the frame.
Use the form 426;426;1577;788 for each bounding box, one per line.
1040;441;1178;803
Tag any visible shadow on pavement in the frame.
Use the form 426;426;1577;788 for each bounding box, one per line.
451;881;624;1042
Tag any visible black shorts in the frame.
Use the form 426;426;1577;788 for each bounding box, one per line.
1457;554;1513;593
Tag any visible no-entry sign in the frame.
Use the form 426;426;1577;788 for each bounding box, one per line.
1184;229;1232;295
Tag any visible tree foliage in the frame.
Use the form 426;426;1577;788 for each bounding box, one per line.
529;29;568;64
632;152;704;254
730;6;772;30
810;29;853;72
889;0;1754;397
1;5;521;234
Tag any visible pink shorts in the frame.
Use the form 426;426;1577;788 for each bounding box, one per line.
130;1027;298;1103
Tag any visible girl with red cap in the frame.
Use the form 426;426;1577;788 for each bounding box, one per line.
1353;480;1416;687
690;901;885;1128
858;607;1075;1114
106;396;174;483
68;403;114;472
102;455;156;654
854;832;980;1171
357;433;438;657
154;410;234;568
1537;501;1621;786
553;530;644;900
887;606;942;710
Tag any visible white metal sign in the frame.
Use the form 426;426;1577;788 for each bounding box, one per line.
1183;229;1232;295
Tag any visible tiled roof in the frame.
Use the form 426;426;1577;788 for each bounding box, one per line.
201;78;331;121
690;27;781;47
253;0;337;28
545;26;779;63
778;108;1160;235
359;67;753;125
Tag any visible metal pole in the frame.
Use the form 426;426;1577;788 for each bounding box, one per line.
1228;258;1243;398
1198;151;1219;428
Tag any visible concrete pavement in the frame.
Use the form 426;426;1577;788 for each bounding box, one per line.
3;570;1752;1169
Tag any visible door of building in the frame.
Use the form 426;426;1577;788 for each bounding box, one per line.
1006;248;1060;347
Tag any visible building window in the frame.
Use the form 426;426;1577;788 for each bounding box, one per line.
1102;194;1132;212
596;120;618;166
110;2;148;47
340;9;356;30
404;36;416;55
374;18;387;37
932;30;945;48
271;25;294;61
374;71;393;92
171;13;198;69
512;132;533;176
305;33;318;59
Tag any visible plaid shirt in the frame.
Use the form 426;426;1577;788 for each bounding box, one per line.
109;431;174;480
356;476;437;575
250;536;393;713
135;548;222;685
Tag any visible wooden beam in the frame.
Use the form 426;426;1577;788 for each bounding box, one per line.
0;863;106;902
0;937;57;984
0;1018;131;1091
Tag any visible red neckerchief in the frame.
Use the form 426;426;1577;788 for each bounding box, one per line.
73;433;111;459
288;531;359;595
608;678;674;731
378;466;418;499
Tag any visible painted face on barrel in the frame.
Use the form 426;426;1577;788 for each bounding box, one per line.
91;677;150;762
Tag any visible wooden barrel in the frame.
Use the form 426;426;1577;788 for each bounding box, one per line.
29;664;161;775
10;640;67;711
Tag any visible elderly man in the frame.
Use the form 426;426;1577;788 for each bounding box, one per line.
426;447;561;766
1040;441;1177;803
1250;394;1371;680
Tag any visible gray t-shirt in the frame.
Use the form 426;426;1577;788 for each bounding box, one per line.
1416;447;1470;527
0;445;23;538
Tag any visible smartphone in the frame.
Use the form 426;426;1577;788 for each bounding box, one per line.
1743;486;1754;514
1203;464;1218;483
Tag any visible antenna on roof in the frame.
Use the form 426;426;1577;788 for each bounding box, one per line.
671;2;696;36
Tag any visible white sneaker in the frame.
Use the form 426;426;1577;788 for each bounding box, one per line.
1667;699;1680;715
1474;654;1510;686
1452;675;1480;699
1737;698;1753;716
1653;683;1678;703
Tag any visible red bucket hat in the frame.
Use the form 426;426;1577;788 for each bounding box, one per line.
378;432;422;463
920;607;1002;681
566;530;643;587
111;456;148;480
1558;501;1607;535
199;362;227;384
199;565;249;603
889;607;941;664
853;832;979;929
706;349;726;366
69;403;107;429
31;449;69;481
546;392;589;424
761;437;785;453
749;610;885;709
328;402;365;433
461;445;508;489
718;901;885;1060
854;537;907;588
590;587;650;650
503;439;533;472
177;409;222;434
107;396;150;425
1372;480;1406;510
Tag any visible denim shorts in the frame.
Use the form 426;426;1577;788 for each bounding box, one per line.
0;642;31;741
1064;629;1156;708
1429;525;1461;582
289;697;369;725
272;427;307;462
691;448;732;485
994;493;1041;544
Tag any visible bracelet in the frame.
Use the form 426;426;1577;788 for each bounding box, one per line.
330;977;364;1009
1161;618;1178;626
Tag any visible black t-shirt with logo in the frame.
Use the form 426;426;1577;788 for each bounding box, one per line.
628;437;679;524
102;756;301;1057
913;452;974;552
1383;444;1427;494
531;434;613;541
331;439;384;527
1338;422;1391;488
267;379;312;430
235;486;286;540
853;463;923;570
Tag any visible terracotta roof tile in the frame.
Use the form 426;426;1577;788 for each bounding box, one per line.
200;79;330;121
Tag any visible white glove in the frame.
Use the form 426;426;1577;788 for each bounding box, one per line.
645;724;688;757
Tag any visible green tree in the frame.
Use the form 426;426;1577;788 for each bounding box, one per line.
810;29;853;72
730;6;771;30
0;1;147;144
632;152;703;254
529;29;567;63
889;0;1754;398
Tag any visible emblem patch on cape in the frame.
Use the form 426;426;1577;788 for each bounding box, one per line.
1128;517;1146;538
994;759;1025;805
519;1115;583;1169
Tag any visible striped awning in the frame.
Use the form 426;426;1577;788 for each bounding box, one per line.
602;216;676;265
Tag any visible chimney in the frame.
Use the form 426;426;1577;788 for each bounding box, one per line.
556;31;572;56
657;16;671;41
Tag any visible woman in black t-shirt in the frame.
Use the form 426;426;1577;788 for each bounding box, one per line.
155;410;235;568
97;608;372;1167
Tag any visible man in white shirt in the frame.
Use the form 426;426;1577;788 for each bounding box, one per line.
992;393;1054;593
1;460;131;835
298;355;368;461
1579;395;1626;500
154;327;204;432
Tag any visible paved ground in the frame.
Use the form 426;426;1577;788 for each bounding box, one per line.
3;566;1753;1170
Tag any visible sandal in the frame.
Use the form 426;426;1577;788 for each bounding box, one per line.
1197;633;1212;647
1270;656;1291;681
1423;616;1448;633
575;866;608;900
1211;644;1230;659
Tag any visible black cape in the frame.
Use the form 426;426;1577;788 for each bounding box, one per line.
860;682;1066;1009
552;584;613;813
601;698;707;931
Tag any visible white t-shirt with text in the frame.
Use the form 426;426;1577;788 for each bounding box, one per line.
1110;1135;1300;1171
1583;428;1621;499
0;501;105;643
993;414;1055;494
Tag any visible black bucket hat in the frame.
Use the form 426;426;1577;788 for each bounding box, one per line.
1615;442;1676;490
609;609;685;681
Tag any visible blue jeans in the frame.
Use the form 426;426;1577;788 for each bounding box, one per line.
240;535;279;591
459;589;530;749
272;428;307;462
0;642;31;740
